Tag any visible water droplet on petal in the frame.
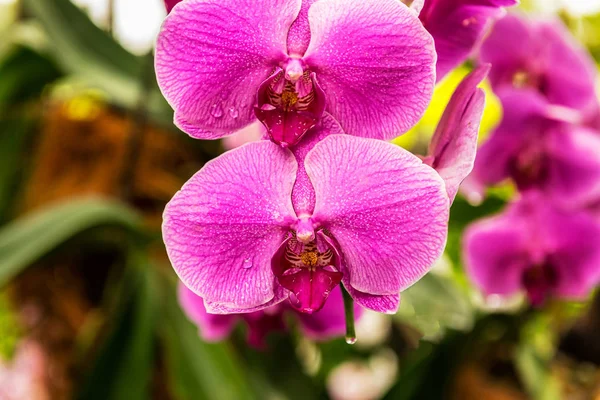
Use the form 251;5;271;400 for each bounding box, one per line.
210;104;224;118
228;107;238;119
242;258;253;269
345;336;357;345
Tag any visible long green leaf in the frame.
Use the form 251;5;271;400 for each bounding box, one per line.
0;117;34;222
76;254;158;400
0;197;141;287
161;277;259;400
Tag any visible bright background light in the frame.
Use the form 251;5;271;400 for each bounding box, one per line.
73;0;166;54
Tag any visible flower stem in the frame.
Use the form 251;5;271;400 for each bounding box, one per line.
341;286;357;344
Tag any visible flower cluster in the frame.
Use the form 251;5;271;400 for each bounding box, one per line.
464;14;600;307
158;0;515;344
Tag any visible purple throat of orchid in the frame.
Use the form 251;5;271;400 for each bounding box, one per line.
254;59;326;148
521;261;559;307
272;228;343;314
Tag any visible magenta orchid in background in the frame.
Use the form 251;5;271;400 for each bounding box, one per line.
155;0;436;147
468;90;600;208
179;283;361;348
422;64;489;202
418;0;517;81
478;14;599;120
465;193;600;307
163;131;450;315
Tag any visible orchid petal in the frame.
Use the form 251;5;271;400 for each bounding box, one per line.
291;113;344;215
544;126;600;208
343;277;400;314
420;0;516;81
178;283;237;341
426;65;488;203
163;141;297;309
464;210;530;297
306;135;449;296
303;0;436;140
156;0;301;139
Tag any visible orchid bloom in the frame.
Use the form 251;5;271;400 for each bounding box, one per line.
179;283;360;348
469;90;600;208
478;14;599;119
156;0;436;147
422;64;489;203
418;0;517;81
163;60;486;315
465;193;600;307
163;131;450;315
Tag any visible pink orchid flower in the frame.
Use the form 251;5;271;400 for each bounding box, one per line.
465;193;600;307
179;283;361;348
163;63;486;315
163;132;450;315
156;0;436;147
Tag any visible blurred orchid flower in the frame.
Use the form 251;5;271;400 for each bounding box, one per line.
179;283;360;348
163;130;449;315
468;90;600;208
465;193;600;307
478;14;599;120
155;0;436;146
422;64;489;203
419;0;517;81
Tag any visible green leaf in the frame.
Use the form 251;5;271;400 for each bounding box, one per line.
0;198;141;287
22;0;173;124
76;254;158;400
160;276;259;400
0;117;35;222
0;45;62;106
515;315;562;400
396;273;474;340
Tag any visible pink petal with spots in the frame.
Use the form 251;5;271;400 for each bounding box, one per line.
286;0;318;56
425;65;488;203
303;0;436;140
306;135;449;296
290;113;344;215
163;141;297;310
156;0;301;139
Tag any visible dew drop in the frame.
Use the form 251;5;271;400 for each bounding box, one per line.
345;336;357;345
228;107;238;119
210;104;224;118
242;258;253;269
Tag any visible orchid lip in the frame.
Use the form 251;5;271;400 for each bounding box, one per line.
272;231;343;314
254;66;326;147
521;261;559;307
